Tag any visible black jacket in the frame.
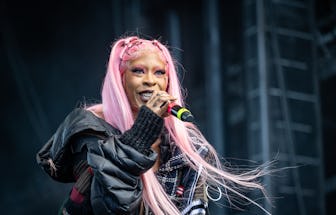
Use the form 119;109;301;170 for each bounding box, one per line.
37;106;209;214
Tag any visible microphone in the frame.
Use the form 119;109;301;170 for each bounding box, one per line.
167;103;194;122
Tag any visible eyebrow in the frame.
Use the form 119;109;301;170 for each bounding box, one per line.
130;64;165;70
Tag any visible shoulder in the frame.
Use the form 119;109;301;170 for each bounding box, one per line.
36;107;118;182
86;104;105;120
62;106;118;137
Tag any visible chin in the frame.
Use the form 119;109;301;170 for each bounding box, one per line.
133;104;143;112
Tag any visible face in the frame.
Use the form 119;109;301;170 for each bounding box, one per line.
123;51;168;113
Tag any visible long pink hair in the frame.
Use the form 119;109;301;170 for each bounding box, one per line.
88;36;270;215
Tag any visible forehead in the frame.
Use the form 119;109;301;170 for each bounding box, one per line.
127;50;166;68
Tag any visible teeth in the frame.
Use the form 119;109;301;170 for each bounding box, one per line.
139;92;153;101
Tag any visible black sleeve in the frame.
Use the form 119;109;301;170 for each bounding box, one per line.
86;106;162;214
87;134;158;214
38;106;163;214
58;136;94;215
119;105;163;154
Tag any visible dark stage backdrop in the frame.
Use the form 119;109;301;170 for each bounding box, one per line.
1;0;335;214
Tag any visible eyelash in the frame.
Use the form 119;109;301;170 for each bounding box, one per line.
131;68;144;74
131;68;166;76
155;70;166;75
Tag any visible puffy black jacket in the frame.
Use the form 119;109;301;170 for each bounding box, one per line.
36;106;162;214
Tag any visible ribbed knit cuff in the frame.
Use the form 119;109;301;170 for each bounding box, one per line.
120;105;164;154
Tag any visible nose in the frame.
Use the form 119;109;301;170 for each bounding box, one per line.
143;72;156;86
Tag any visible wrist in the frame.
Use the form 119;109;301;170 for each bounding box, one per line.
120;105;164;153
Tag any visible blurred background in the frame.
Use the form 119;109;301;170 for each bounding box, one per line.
1;0;335;214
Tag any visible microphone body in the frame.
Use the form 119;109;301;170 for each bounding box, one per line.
168;103;194;122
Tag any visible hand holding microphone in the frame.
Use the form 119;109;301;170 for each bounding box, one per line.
145;91;194;122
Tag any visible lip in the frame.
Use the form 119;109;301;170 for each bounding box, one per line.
138;89;154;94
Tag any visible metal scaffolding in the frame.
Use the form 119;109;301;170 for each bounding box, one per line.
243;0;325;214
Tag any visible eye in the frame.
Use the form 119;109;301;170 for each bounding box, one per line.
131;68;144;74
155;70;166;76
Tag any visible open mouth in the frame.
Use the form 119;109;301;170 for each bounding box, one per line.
138;90;153;102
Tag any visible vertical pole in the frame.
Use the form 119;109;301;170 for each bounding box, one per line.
124;0;141;32
167;10;182;79
256;0;271;213
203;0;225;154
111;0;123;35
203;0;225;213
309;0;326;214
